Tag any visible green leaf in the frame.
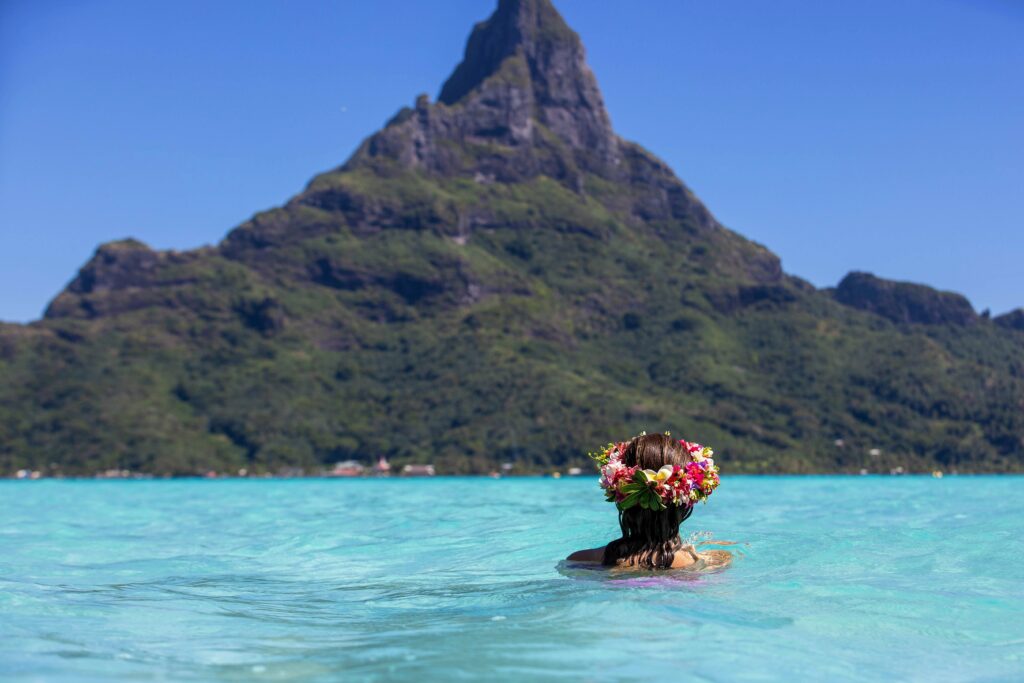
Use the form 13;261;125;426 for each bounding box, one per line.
619;493;640;510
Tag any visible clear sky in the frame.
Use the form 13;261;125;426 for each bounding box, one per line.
1;0;1021;322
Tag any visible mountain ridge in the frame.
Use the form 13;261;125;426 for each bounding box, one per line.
3;0;1023;476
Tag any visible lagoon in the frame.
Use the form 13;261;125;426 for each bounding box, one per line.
1;476;1022;681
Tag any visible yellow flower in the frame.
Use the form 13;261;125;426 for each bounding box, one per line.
641;465;675;484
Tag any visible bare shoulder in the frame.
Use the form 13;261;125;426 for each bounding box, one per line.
566;546;606;563
670;547;733;569
670;545;700;568
700;549;733;568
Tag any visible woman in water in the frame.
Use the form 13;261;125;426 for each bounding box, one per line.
568;432;732;569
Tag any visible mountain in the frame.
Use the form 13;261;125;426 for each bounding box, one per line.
2;0;1022;476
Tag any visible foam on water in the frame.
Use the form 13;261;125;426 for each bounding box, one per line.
1;476;1022;682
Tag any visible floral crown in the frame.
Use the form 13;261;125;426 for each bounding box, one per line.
589;433;720;511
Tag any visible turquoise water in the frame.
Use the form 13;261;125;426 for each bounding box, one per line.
1;477;1022;682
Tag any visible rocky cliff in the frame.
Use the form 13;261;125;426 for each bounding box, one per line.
833;271;978;326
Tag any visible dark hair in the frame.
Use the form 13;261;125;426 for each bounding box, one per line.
602;433;694;568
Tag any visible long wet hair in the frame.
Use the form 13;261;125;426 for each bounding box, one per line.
602;433;694;568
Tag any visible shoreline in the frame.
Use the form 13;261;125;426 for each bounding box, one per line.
5;472;1023;482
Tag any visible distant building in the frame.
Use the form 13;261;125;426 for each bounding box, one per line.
567;467;583;476
329;460;364;477
373;456;391;476
401;464;435;477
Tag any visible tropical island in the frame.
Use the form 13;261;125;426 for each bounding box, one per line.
2;0;1022;477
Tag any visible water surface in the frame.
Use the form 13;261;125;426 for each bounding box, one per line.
2;476;1022;681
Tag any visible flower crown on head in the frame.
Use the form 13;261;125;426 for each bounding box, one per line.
589;432;720;511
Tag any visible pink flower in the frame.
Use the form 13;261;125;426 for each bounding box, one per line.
680;439;703;455
685;461;704;485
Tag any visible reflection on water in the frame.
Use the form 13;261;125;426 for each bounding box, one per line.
1;476;1022;682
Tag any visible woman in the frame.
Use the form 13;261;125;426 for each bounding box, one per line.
567;432;732;569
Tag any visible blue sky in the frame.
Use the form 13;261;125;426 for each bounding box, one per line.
1;0;1021;322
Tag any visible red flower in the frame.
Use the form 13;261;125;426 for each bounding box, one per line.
685;461;705;486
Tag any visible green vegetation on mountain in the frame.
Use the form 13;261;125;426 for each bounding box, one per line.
2;0;1023;476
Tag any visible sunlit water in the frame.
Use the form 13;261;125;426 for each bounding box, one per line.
1;477;1022;682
